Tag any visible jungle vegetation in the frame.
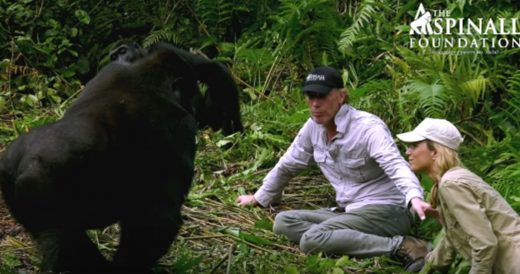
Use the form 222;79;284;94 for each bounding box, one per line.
1;0;519;273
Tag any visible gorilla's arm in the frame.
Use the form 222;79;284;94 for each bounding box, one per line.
143;42;244;134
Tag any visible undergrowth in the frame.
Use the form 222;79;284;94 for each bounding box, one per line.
1;84;518;273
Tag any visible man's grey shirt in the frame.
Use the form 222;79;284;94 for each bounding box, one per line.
254;104;423;210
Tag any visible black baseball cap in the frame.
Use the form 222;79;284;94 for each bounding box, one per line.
302;66;344;94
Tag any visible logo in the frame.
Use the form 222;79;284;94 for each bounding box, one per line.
408;3;520;54
306;74;326;81
410;3;433;35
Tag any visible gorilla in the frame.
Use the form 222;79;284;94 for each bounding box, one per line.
108;41;242;135
109;41;146;65
0;42;243;273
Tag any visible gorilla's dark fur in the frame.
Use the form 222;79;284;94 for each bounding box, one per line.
108;41;243;135
0;42;242;273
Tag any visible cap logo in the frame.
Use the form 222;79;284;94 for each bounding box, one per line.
306;74;326;81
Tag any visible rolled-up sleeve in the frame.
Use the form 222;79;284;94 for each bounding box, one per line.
254;120;315;207
365;124;423;205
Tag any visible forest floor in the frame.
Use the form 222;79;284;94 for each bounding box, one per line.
0;173;411;273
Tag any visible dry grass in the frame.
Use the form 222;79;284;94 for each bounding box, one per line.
0;175;352;273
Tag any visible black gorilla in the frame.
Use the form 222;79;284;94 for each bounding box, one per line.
0;42;242;273
109;42;242;135
109;41;145;65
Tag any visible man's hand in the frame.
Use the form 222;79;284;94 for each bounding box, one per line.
410;197;431;221
236;194;258;206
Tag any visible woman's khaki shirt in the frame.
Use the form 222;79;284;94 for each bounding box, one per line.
426;167;520;274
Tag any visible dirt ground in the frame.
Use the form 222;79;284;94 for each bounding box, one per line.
0;195;23;239
0;194;39;273
0;174;335;273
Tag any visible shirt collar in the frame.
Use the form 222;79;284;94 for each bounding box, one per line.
314;104;351;143
333;104;351;137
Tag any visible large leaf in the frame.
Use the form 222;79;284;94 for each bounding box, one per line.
404;79;448;118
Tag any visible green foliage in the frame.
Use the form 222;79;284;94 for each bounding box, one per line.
170;252;203;273
1;0;519;273
143;29;184;48
195;0;234;39
0;252;22;270
338;0;380;51
274;0;345;68
193;89;309;199
1;1;92;76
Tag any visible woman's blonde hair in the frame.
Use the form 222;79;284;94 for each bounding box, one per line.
427;140;461;208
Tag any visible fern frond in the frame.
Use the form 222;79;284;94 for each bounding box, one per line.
460;76;488;104
338;0;379;51
143;30;183;48
503;70;520;124
350;79;392;103
507;70;520;93
404;79;448;118
195;0;234;37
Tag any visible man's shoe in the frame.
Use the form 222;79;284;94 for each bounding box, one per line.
393;236;431;273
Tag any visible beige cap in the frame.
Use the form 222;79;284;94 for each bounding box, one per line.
397;118;463;151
